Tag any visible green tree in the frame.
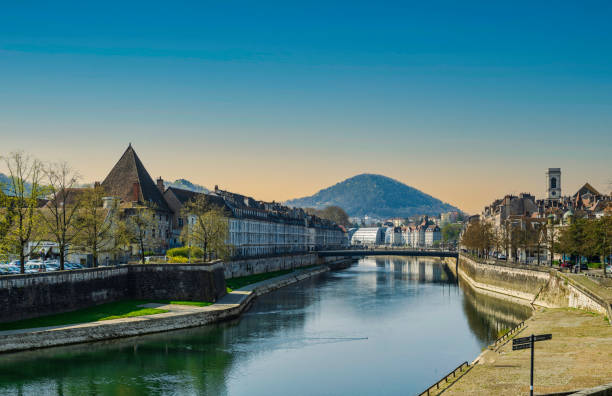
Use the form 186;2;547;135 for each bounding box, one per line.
305;206;350;226
1;152;46;273
180;194;231;261
558;218;589;266
586;216;612;274
441;223;462;245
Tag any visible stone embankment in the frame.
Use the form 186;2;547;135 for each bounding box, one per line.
446;255;612;320
0;258;352;354
435;254;612;395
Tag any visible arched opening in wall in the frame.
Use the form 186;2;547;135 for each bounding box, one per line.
551;177;557;189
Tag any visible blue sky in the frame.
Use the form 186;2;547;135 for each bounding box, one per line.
1;1;611;212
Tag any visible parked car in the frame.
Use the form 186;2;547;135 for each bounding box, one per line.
6;265;21;274
44;262;60;271
497;253;507;260
605;264;612;273
579;262;589;271
24;263;46;273
560;261;573;268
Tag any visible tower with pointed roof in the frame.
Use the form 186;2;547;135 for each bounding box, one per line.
101;144;171;212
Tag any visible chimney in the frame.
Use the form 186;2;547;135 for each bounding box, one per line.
94;181;101;188
156;177;164;192
132;182;140;202
214;185;219;193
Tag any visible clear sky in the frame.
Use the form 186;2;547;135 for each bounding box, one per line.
1;1;611;213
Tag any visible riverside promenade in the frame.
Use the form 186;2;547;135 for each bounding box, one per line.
0;264;342;354
431;255;612;395
437;307;612;395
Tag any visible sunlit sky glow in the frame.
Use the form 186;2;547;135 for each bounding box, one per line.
1;1;611;213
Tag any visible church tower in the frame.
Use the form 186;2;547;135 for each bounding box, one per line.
546;168;561;200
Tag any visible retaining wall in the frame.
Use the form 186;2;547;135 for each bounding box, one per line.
0;254;349;324
452;255;611;317
0;263;226;323
223;253;341;278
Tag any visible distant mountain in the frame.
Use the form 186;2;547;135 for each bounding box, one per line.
0;173;9;193
286;174;459;219
164;179;208;193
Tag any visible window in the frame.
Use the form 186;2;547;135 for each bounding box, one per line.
550;177;557;189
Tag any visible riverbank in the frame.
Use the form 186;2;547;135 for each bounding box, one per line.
0;259;352;354
435;255;612;395
439;307;612;395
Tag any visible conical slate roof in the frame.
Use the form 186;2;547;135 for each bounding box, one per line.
101;144;170;212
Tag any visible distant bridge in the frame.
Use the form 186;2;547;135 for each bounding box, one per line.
317;249;458;260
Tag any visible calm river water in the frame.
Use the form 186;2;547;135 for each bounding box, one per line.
0;257;531;396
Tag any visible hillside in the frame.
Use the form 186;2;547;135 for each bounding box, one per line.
164;179;208;193
286;174;459;219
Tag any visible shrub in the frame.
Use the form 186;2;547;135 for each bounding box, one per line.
166;256;190;263
166;246;204;258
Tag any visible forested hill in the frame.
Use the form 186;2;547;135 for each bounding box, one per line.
286;174;459;218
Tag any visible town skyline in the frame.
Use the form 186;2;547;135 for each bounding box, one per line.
1;143;610;214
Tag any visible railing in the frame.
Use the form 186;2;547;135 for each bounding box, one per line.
418;361;469;396
491;321;525;348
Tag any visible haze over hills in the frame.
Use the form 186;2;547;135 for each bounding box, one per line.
285;174;460;219
164;179;208;193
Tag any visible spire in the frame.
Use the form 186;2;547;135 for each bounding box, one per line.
101;145;170;211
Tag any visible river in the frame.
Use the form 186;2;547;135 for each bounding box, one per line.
0;256;531;395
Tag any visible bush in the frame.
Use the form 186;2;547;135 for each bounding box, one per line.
166;246;204;258
166;256;190;263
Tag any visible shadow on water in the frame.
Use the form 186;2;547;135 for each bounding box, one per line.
0;256;531;395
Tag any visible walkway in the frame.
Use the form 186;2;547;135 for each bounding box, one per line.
438;308;612;395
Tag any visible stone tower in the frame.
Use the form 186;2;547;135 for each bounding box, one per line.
546;168;561;200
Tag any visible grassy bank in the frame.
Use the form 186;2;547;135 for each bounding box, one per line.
226;269;295;291
226;266;320;291
0;299;212;331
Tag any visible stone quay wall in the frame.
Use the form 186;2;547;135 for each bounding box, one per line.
450;254;611;318
0;254;350;324
0;263;226;323
223;253;342;279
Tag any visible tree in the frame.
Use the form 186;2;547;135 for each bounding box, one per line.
0;187;14;261
180;194;231;261
533;223;547;265
544;221;558;267
74;187;125;267
1;152;46;273
586;216;612;275
125;205;160;265
305;206;350;226
557;218;589;266
40;162;81;270
441;223;462;245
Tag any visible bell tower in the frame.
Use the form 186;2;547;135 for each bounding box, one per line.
546;168;561;200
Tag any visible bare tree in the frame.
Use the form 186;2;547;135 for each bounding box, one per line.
1;152;46;273
125;205;159;265
41;162;81;270
180;194;231;261
74;187;125;267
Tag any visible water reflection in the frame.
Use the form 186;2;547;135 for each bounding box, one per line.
0;256;531;396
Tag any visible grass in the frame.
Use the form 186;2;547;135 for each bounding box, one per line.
225;268;299;291
0;300;170;332
156;300;212;307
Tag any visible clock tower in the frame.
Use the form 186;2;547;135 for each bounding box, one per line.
546;168;561;200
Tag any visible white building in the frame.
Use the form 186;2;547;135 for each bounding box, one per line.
351;227;384;246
